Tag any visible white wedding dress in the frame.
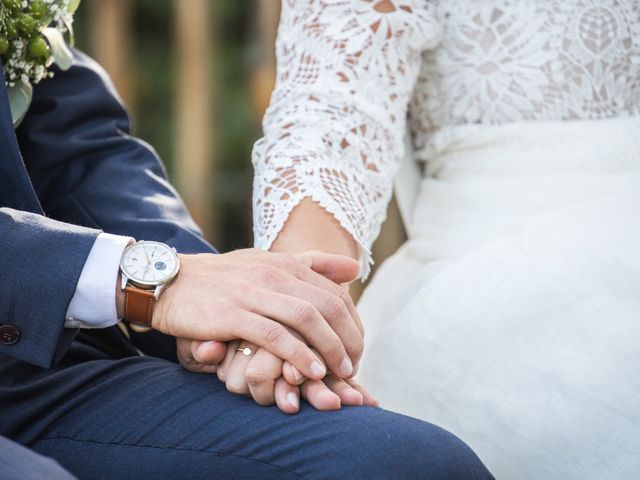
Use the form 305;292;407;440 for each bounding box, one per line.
252;1;640;478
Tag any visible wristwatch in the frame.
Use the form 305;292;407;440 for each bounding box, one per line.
119;240;180;332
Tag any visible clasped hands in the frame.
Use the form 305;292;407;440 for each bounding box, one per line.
151;249;378;413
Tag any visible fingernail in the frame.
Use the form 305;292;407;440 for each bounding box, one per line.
340;357;353;377
286;392;299;409
351;389;364;405
196;341;213;358
310;360;326;377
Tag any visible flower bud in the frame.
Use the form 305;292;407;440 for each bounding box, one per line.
29;0;48;19
1;0;21;13
27;36;50;62
17;14;36;36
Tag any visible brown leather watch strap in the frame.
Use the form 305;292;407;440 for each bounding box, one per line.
123;285;155;328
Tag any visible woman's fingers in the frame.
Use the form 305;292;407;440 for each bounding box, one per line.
323;376;364;406
300;379;341;411
192;340;227;365
225;341;258;395
274;377;300;414
346;378;380;407
299;375;377;410
217;340;240;383
245;348;284;405
294;251;360;285
282;361;307;386
281;329;312;386
177;338;226;374
224;343;302;414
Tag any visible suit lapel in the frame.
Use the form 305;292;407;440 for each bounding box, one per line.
0;63;44;214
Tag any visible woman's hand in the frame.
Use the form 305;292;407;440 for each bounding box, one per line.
215;340;379;413
176;338;228;374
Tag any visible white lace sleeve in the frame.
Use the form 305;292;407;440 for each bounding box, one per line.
252;0;440;276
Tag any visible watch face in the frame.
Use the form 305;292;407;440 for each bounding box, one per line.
120;241;180;286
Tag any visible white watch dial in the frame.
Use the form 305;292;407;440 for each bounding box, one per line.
120;241;179;286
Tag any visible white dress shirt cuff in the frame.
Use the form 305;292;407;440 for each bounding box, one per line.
65;233;135;329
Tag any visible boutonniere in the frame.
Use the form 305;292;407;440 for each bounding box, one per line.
0;0;80;127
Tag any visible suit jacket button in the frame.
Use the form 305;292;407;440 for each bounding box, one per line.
0;325;20;345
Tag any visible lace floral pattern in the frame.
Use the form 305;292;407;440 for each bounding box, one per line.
253;0;640;274
411;0;640;157
252;0;440;274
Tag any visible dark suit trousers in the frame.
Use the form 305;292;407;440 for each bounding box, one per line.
0;341;493;480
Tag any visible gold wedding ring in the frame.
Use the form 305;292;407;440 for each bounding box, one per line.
237;347;253;356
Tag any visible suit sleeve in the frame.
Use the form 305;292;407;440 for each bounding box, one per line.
15;50;215;255
10;50;216;364
0;208;99;368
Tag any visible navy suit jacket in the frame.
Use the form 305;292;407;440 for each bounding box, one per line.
0;51;216;369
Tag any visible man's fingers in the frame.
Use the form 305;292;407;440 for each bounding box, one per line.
282;331;315;386
293;261;365;339
300;379;341;411
323;376;364;406
245;348;283;405
295;251;360;284
274;377;301;414
294;282;364;368
278;279;364;368
241;290;351;378
231;312;326;380
285;251;364;339
257;280;362;377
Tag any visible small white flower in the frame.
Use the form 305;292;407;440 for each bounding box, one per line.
2;0;77;89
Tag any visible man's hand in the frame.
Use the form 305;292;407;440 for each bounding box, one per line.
213;256;376;413
145;249;363;381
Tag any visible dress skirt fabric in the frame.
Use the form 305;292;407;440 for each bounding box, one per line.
358;117;640;479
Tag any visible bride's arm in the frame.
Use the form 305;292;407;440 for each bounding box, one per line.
270;198;359;258
253;0;440;277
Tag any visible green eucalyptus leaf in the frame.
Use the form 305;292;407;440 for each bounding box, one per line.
41;27;73;70
67;0;81;14
8;81;33;128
